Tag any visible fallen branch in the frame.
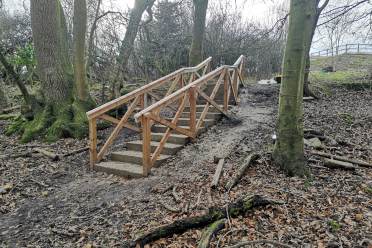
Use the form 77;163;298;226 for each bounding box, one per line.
131;195;283;248
0;151;32;160
211;158;225;188
0;114;18;120
198;219;226;248
323;158;356;171
160;200;181;213
62;147;89;158
225;153;260;191
34;148;60;161
312;151;371;168
172;186;181;203
191;189;204;210
0;105;20;114
227;239;294;248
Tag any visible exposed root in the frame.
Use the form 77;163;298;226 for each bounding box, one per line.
6;99;94;143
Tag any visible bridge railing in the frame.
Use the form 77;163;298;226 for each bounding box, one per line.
86;57;212;168
134;55;245;176
311;43;372;57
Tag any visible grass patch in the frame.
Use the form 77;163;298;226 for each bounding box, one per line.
328;220;341;232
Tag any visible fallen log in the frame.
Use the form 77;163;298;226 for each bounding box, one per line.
131;195;283;248
198;219;226;248
211;158;225;188
34;148;60;161
225;153;259;191
312;151;371;168
323;158;356;171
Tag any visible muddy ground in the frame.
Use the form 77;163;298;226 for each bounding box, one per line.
0;84;371;247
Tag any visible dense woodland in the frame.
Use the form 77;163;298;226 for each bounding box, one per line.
0;0;371;247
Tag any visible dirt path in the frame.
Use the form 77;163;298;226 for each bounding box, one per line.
1;84;371;247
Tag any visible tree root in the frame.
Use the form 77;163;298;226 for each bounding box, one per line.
198;219;226;248
6;99;94;143
128;195;283;248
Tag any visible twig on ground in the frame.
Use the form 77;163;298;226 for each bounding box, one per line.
227;239;295;248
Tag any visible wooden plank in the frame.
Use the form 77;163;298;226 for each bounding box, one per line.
100;114;140;132
97;96;140;161
134;66;226;121
189;87;197;135
147;113;195;138
196;88;229;117
224;71;229;111
151;93;187;164
211;158;225;188
142;114;152;176
196;69;226;130
89;118;97;169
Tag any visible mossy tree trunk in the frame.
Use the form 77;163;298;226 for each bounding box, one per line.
8;0;94;143
272;0;317;177
189;0;208;66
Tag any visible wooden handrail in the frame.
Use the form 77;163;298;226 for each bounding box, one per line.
87;57;212;120
87;57;212;168
137;55;245;175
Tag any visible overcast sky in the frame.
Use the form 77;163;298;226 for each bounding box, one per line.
5;0;283;22
4;0;368;52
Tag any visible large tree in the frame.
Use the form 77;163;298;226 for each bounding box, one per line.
272;0;318;176
8;0;93;142
189;0;208;66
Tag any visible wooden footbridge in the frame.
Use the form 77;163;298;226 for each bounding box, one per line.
86;55;245;177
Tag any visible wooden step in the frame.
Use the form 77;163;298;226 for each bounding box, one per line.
111;150;170;166
152;125;206;133
183;105;231;112
150;133;189;145
165;118;216;126
183;105;219;112
180;112;222;119
126;140;183;155
95;161;143;178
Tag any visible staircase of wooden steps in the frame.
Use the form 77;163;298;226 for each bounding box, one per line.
95;106;224;177
86;55;245;177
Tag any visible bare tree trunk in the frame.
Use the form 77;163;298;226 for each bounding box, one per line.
303;0;329;98
73;0;88;101
118;0;155;72
0;46;33;107
189;0;208;66
273;0;317;177
86;0;102;75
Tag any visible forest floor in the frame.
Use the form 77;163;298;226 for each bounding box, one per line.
0;83;371;248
